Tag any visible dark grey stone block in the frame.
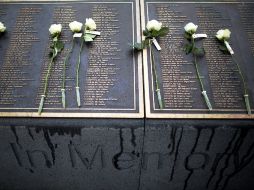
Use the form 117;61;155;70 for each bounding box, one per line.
140;120;254;190
0;123;144;190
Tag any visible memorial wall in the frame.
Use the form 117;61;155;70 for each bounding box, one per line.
0;0;253;119
0;1;254;190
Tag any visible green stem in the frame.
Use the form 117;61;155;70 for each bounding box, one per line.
38;50;56;115
76;39;84;88
43;56;55;96
232;56;251;114
75;39;84;107
232;56;247;95
62;38;74;89
61;38;74;108
192;38;205;92
193;55;205;92
150;41;163;109
38;38;59;114
191;37;212;110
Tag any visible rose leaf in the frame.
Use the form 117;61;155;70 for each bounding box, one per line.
193;47;205;57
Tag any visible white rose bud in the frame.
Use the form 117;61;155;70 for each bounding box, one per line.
146;20;162;32
85;18;96;31
184;22;198;35
69;21;83;33
0;22;6;33
49;24;62;36
216;29;231;41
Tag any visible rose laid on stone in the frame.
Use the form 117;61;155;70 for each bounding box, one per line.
131;19;168;109
49;24;62;36
38;24;64;114
184;22;198;35
146;20;162;32
74;18;100;107
85;18;96;31
0;22;6;33
69;21;83;33
215;28;251;114
183;22;212;111
216;29;231;41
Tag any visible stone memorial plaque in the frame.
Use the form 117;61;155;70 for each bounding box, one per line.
142;0;254;118
0;0;143;118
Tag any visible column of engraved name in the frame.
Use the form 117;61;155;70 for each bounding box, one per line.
36;6;75;107
238;4;254;57
0;8;40;106
196;6;243;109
83;5;120;107
156;5;196;109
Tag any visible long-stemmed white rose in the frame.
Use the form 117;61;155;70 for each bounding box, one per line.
75;18;100;107
132;20;169;109
0;22;6;33
60;21;83;108
216;29;251;114
183;22;212;111
38;24;64;114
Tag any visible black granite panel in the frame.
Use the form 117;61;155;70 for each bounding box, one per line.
144;0;254;117
0;0;142;117
0;124;144;190
140;120;254;190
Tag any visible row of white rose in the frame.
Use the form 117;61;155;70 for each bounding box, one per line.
38;18;99;114
0;19;250;114
147;20;231;45
1;20;230;42
145;20;251;114
49;18;96;36
184;22;232;54
0;19;96;35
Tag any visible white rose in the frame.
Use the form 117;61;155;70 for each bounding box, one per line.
216;29;231;40
146;20;162;31
69;21;83;33
85;18;96;31
49;24;62;35
184;22;198;34
216;29;231;41
0;22;6;33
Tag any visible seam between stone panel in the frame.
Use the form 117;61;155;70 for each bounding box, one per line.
137;118;146;190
